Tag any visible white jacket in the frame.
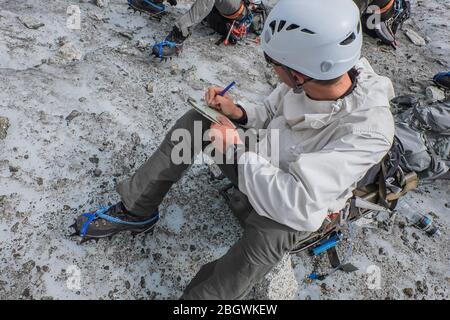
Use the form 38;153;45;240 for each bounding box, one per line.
237;58;395;232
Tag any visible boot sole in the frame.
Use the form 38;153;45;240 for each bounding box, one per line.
71;222;158;243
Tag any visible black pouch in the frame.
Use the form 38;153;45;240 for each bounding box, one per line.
206;7;233;36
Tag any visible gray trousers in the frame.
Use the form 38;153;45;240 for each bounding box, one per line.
175;0;242;37
117;110;307;299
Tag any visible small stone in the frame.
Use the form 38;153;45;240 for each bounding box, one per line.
66;110;81;122
146;82;154;94
189;245;196;252
103;265;110;270
416;280;428;294
404;29;426;46
136;40;147;50
18;16;45;29
42;265;50;273
58;42;82;61
22;260;36;273
398;221;406;229
403;287;414;297
125;281;131;290
94;169;102;177
378;247;386;255
11;222;20;233
412;232;420;240
140;276;146;288
9;166;19;173
119;31;133;40
87;10;105;22
36;177;43;186
265;71;279;88
79;97;87;103
152;253;162;262
0;116;10;139
89;156;99;164
63;205;71;211
21;288;31;298
170;64;180;75
96;0;108;8
425;86;445;102
409;86;421;93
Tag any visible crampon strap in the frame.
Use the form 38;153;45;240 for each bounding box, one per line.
152;40;177;58
80;205;160;237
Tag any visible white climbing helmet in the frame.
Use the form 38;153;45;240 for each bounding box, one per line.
261;0;362;80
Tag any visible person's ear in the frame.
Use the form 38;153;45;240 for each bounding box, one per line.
291;70;307;85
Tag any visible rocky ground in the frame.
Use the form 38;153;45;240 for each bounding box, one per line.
0;0;449;300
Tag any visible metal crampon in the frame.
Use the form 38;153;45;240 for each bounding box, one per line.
127;0;168;22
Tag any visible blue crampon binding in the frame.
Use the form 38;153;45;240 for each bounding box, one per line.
79;205;160;237
151;40;177;58
128;0;166;14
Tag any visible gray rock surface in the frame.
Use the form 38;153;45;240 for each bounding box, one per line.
0;116;9;140
251;255;298;300
0;0;449;300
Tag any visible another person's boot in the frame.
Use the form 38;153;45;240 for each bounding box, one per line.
433;72;450;90
151;26;187;59
70;202;159;242
127;0;167;15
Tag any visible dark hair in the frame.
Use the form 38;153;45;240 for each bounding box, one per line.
312;76;344;86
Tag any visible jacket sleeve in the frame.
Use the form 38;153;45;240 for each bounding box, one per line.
237;130;392;232
240;83;290;129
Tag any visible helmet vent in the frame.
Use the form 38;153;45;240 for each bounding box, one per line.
286;24;300;31
269;20;276;35
357;21;361;34
277;20;286;32
340;32;356;45
301;28;315;35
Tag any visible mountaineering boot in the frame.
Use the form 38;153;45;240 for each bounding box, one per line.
433;72;450;90
127;0;174;16
151;26;187;59
70;202;159;241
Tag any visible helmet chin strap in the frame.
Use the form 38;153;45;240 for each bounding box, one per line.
282;65;312;94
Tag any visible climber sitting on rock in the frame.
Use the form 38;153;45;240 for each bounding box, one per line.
128;0;267;59
72;0;396;299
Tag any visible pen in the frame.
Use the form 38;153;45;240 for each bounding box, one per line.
219;81;236;96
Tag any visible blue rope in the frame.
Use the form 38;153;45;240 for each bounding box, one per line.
79;205;159;237
152;40;177;58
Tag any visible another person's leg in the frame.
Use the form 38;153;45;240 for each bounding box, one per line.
152;0;243;58
152;0;216;58
181;210;309;299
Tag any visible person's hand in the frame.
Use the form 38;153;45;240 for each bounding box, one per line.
209;116;243;154
204;86;244;120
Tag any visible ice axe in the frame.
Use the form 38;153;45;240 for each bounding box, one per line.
224;20;236;46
